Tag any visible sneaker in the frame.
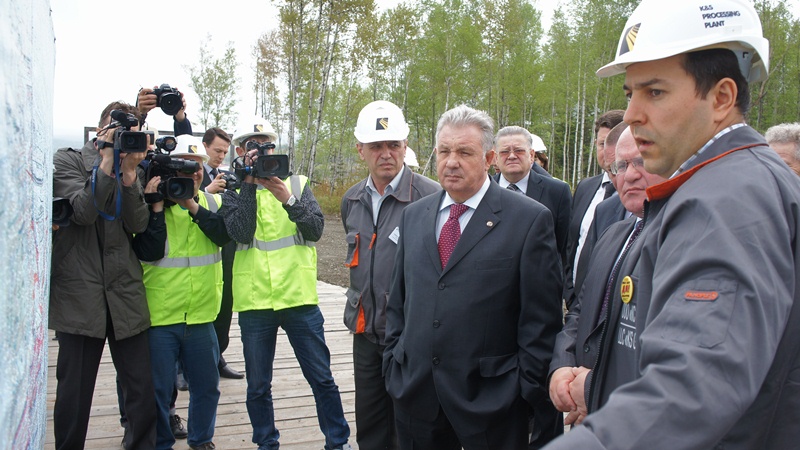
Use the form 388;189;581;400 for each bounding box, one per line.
190;443;216;450
328;444;352;450
170;414;188;439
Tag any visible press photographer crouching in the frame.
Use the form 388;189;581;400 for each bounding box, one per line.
220;117;352;450
51;101;157;449
133;134;231;450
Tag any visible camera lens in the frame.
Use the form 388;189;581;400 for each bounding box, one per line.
159;92;182;116
263;158;279;171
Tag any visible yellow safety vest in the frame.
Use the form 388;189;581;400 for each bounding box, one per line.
142;192;223;326
232;175;318;312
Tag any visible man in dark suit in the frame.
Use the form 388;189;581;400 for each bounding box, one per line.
548;127;665;426
384;105;563;450
568;122;630;307
200;127;244;380
493;126;572;268
563;110;625;308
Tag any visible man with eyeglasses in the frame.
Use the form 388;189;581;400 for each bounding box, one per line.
549;126;665;429
493;126;572;266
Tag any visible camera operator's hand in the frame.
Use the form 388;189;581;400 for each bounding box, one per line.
205;173;226;194
255;176;292;204
137;88;158;116
175;196;200;215
144;176;164;213
120;151;146;187
174;90;187;123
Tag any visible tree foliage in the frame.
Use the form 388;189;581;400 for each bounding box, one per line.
188;36;240;130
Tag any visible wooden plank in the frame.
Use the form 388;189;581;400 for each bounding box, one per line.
45;282;361;449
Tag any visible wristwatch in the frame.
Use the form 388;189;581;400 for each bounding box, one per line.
285;194;297;207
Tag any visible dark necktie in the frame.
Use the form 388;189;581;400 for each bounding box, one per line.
597;220;645;325
603;181;615;199
507;183;521;193
210;168;219;178
438;203;469;269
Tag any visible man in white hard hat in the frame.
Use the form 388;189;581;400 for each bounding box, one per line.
220;117;352;450
530;133;551;177
341;101;440;450
134;134;229;450
544;1;800;448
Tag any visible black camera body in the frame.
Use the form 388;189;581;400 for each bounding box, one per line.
111;110;148;153
144;148;200;201
53;197;74;228
153;83;182;116
233;140;291;180
220;172;241;190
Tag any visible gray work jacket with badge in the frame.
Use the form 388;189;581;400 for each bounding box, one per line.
50;140;151;340
545;125;800;449
340;165;440;345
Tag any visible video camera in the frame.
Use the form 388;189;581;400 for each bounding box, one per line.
110;110;148;153
231;140;291;180
143;136;199;200
53;197;73;228
153;83;183;116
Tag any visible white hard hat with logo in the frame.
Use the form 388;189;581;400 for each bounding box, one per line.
354;101;410;143
232;116;279;147
172;134;209;163
597;0;769;82
530;134;547;153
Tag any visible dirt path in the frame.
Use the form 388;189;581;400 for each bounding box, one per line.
316;214;349;288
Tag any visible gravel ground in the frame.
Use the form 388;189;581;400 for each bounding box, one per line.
316;214;350;288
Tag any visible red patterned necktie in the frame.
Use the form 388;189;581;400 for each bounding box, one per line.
438;203;469;268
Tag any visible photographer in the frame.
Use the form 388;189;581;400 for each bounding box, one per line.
51;101;156;449
221;117;352;450
137;84;192;136
134;134;230;450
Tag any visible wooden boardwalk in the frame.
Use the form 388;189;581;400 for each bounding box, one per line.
45;282;359;450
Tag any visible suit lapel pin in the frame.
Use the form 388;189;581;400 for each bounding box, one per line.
486;221;494;227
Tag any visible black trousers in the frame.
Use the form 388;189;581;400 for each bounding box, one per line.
213;241;236;360
54;325;156;450
528;397;564;449
353;334;398;450
394;397;528;450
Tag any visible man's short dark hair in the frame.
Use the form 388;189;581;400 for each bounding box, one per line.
594;110;625;137
203;127;231;145
98;101;140;128
682;48;750;115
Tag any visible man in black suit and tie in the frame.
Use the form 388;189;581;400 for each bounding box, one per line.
200;127;244;380
563;110;625;308
384;105;563;450
548;126;665;426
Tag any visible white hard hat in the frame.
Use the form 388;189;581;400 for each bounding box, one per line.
597;0;769;82
354;101;410;143
232;116;279;146
172;134;209;163
530;134;547;153
405;147;419;169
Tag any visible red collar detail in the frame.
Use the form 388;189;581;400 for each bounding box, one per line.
646;144;762;202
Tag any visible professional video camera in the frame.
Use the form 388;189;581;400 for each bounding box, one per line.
153;83;183;116
231;140;291;180
143;136;199;200
109;110;148;153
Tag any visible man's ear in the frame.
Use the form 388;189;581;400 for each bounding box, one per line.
711;77;738;122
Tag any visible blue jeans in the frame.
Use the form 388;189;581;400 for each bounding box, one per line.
239;305;350;450
149;323;220;449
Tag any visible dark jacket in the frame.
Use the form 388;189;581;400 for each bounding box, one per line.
50;140;151;340
341;166;440;344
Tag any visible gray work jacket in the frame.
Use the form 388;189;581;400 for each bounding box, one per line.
341;166;440;344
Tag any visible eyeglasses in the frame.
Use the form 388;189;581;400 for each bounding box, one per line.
497;148;529;158
610;157;645;175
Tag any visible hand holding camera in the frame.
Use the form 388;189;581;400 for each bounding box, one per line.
137;84;184;117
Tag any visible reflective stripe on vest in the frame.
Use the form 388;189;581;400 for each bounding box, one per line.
147;192;222;268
